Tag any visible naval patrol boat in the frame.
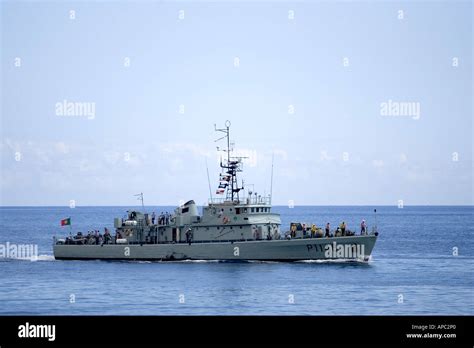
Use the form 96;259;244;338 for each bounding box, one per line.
54;121;378;261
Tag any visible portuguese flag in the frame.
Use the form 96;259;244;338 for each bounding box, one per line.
60;218;71;226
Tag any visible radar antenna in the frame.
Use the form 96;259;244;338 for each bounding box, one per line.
214;120;246;202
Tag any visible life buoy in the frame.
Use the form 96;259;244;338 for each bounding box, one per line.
222;216;230;224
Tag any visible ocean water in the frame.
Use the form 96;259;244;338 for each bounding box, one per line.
0;206;472;315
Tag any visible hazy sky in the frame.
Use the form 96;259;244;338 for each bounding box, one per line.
1;0;472;206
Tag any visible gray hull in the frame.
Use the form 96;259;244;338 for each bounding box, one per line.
54;235;377;261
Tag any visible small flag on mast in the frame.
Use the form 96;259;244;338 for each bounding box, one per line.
60;218;71;226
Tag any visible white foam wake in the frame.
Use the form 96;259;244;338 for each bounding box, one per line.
296;257;371;264
34;254;56;261
0;254;56;262
174;259;221;263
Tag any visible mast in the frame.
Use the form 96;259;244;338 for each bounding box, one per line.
270;152;274;204
227;122;230;172
214;120;245;203
134;192;144;210
206;158;213;201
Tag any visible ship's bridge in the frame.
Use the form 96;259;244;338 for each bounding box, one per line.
208;195;272;206
202;194;279;226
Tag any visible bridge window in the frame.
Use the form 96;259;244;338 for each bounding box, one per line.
251;208;255;213
236;208;240;214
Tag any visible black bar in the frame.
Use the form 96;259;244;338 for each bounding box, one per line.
0;316;472;346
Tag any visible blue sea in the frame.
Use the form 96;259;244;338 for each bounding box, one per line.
0;206;472;315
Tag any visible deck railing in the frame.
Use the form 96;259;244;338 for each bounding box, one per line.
208;196;272;205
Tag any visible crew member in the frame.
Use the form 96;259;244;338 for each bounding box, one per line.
185;228;193;245
311;224;317;238
290;224;296;238
360;220;367;235
340;222;346;235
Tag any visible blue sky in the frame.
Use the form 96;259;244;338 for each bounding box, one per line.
1;0;472;206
